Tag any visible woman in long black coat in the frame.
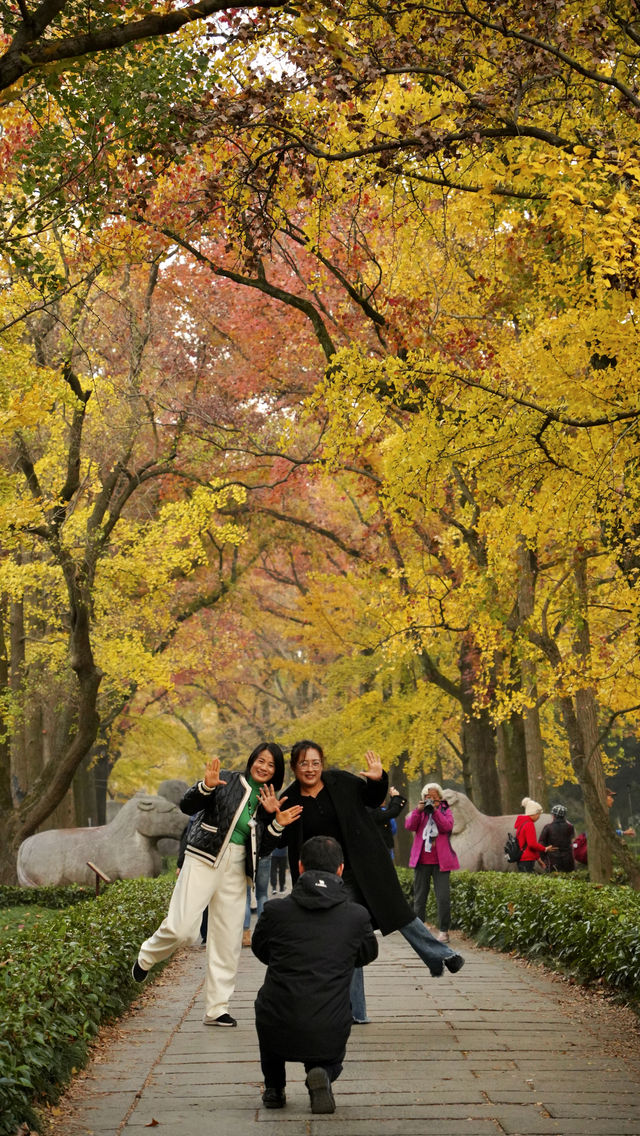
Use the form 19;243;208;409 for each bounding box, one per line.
262;740;465;1019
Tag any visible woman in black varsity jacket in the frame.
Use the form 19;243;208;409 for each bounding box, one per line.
132;742;301;1027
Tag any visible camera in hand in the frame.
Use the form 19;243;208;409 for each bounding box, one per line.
424;800;435;812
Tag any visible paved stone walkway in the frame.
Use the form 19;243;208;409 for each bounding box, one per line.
47;926;640;1136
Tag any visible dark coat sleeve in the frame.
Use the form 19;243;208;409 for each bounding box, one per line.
180;780;215;816
360;771;389;808
256;806;285;857
251;906;272;966
176;823;189;869
354;917;379;968
371;794;407;825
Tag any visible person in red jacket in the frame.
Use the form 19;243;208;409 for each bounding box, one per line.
515;797;555;873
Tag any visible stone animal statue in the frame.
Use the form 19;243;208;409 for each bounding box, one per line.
156;779;190;857
17;794;186;887
156;779;189;805
442;788;552;871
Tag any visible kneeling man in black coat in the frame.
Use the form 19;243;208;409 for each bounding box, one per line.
252;834;378;1113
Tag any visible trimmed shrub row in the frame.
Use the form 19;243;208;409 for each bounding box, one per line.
0;875;173;1136
0;884;93;910
397;866;640;998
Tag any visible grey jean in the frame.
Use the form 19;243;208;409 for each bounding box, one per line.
412;863;451;931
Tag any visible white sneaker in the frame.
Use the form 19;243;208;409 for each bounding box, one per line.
437;931;450;943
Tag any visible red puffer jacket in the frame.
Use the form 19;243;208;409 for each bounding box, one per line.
515;814;546;862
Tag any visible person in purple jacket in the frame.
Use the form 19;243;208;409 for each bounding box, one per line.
405;782;460;943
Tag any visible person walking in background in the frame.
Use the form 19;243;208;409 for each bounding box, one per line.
606;787;636;837
369;786;408;859
405;783;459;943
131;743;302;1027
515;797;555;873
252;835;378;1114
540;805;575;872
572;831;588;866
270;844;288;893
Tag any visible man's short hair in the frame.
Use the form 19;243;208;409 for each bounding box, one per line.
300;835;344;874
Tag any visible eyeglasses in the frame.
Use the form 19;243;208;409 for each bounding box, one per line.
298;760;322;770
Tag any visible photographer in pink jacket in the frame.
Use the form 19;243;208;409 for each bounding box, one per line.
405;783;459;944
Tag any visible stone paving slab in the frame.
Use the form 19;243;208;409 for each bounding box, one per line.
43;925;640;1136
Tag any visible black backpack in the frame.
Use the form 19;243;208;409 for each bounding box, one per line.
504;831;522;863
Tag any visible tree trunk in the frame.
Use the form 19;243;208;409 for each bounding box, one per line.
90;745;114;826
388;750;414;867
575;686;612;883
42;689;77;829
556;689;640;886
0;595;102;883
572;556;613;883
73;752;100;827
496;716;529;812
522;671;548;808
9;597;27;805
461;705;501;814
0;603;12;819
458;634;501;813
516;537;548;805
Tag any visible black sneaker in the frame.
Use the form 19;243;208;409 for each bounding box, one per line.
203;1012;237;1027
262;1087;286;1109
444;953;465;974
131;961;149;983
305;1067;335;1114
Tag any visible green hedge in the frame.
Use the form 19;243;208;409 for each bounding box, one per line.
0;875;174;1136
0;884;93;910
397;866;640;998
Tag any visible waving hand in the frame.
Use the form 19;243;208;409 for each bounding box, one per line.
359;749;384;780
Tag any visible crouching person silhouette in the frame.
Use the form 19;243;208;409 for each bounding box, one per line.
251;835;378;1114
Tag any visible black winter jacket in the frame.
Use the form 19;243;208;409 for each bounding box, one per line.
369;792;408;850
252;869;378;1059
539;816;575;871
180;773;282;882
279;768;414;935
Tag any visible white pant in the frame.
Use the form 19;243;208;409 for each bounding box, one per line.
138;843;247;1018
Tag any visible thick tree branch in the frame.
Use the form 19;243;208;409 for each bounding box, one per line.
0;1;288;94
151;225;337;362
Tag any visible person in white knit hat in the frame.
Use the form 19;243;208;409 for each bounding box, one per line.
514;797;556;873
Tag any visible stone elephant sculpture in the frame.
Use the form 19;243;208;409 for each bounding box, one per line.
17;794;187;887
441;788;552;871
156;779;189;805
156;779;190;857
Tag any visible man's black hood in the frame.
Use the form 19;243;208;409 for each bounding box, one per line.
291;869;347;910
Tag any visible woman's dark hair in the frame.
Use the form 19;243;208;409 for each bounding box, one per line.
290;739;325;772
300;835;343;873
245;742;284;791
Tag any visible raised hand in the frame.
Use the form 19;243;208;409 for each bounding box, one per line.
276;803;304;827
258;784;280;814
359;749;384;780
258;785;303;827
203;757;227;789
